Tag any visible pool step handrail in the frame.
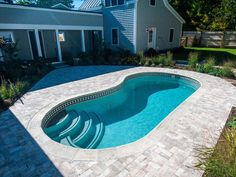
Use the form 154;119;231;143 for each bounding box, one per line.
44;111;77;138
86;112;105;149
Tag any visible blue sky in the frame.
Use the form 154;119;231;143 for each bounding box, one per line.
73;0;84;9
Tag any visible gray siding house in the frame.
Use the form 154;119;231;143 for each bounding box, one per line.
0;0;184;62
80;0;185;53
0;3;103;62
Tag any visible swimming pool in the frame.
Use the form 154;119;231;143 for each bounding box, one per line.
43;73;200;149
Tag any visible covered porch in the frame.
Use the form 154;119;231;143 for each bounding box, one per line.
0;26;103;63
0;3;103;63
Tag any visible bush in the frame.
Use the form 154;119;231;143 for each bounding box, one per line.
0;79;29;101
219;67;235;78
188;52;199;69
224;61;236;68
144;48;158;57
165;51;175;66
202;58;216;73
196;127;236;177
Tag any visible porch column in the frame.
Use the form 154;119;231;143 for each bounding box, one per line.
34;29;43;57
81;30;86;52
55;29;62;62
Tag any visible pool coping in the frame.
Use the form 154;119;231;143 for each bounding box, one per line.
27;68;230;161
6;66;236;176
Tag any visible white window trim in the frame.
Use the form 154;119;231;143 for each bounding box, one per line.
169;28;175;43
111;28;119;45
149;0;156;7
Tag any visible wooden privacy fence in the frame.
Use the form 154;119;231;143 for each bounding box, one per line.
181;31;236;48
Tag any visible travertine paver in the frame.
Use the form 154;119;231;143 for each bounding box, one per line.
0;66;236;177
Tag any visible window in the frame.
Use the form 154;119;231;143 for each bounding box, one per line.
112;28;119;45
148;30;153;43
169;28;174;43
0;32;14;44
105;0;111;7
150;0;156;6
118;0;124;5
111;0;117;6
105;0;125;7
58;32;65;42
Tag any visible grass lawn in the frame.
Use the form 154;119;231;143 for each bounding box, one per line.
173;47;236;65
186;47;236;56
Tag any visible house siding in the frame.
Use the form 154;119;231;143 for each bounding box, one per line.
103;3;135;52
0;6;103;27
41;30;58;59
0;29;33;60
136;0;182;52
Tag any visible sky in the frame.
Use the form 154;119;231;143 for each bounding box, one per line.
73;0;84;9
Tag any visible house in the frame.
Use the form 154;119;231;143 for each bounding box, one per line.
80;0;185;53
0;0;184;62
0;3;103;62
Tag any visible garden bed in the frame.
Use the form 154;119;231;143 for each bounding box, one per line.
0;60;53;112
196;107;236;177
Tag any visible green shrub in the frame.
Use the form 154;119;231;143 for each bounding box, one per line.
139;57;146;66
196;127;236;177
202;58;216;73
224;61;236;68
0;80;9;100
153;56;160;66
165;51;175;66
188;52;199;69
219;67;235;78
227;116;236;128
0;79;29;100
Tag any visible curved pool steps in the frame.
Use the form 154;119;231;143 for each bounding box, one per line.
60;112;105;149
44;111;77;138
71;112;95;147
86;113;105;149
57;113;83;140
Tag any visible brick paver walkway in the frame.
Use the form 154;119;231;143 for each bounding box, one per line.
1;66;236;177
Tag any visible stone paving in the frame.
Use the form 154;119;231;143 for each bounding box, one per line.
0;66;236;177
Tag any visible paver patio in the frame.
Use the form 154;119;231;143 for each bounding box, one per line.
0;66;236;177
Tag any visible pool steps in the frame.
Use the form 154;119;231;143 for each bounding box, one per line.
44;111;78;138
44;110;104;149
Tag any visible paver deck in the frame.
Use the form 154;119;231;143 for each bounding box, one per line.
0;66;236;177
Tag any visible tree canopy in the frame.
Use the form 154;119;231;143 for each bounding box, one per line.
170;0;236;31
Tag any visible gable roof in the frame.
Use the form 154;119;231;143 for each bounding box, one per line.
51;3;71;10
79;0;102;10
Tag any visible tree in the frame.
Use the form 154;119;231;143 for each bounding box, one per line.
212;0;236;31
170;0;236;31
15;0;35;5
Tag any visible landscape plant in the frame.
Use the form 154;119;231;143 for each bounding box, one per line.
188;52;199;69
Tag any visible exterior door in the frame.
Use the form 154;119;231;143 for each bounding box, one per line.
147;27;157;49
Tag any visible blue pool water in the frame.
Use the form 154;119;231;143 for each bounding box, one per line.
60;74;200;149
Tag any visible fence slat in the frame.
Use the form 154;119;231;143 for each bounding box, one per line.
182;31;236;48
